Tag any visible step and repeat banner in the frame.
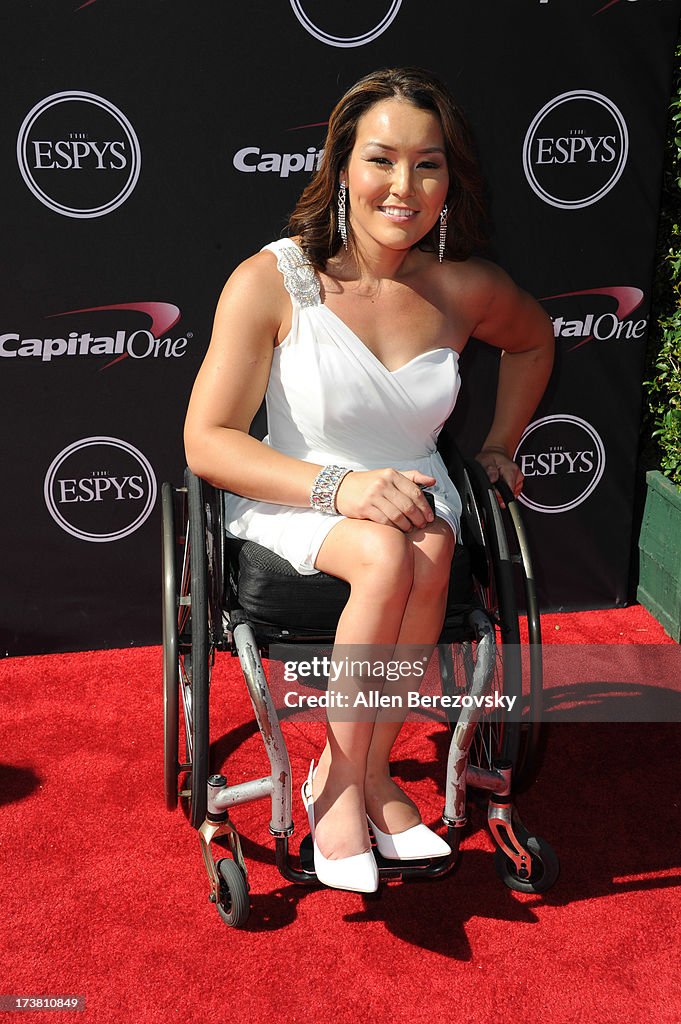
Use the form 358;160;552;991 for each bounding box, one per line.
2;0;679;655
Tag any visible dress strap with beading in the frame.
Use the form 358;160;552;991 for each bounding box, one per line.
272;240;321;309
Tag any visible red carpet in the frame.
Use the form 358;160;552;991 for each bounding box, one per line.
1;606;679;1024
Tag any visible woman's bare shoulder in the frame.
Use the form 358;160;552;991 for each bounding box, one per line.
215;247;288;319
438;255;518;317
221;247;284;292
443;255;513;290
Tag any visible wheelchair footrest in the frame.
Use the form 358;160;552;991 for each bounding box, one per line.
298;831;461;882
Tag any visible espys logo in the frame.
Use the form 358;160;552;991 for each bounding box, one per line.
17;91;141;218
523;91;628;209
1;302;190;369
514;415;606;514
290;0;401;47
542;286;646;351
44;437;157;542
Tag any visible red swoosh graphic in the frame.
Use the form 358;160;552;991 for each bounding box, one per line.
76;0;99;7
287;121;329;131
46;301;182;369
593;0;621;13
540;286;645;351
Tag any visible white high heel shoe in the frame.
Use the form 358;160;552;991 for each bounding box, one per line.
301;761;379;894
367;815;451;861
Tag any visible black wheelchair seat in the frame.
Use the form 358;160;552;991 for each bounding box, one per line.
227;536;475;642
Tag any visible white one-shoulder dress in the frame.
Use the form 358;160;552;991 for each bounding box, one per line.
223;238;463;575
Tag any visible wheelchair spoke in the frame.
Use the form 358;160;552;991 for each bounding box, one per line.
444;639;501;775
178;519;191;636
180;659;193;761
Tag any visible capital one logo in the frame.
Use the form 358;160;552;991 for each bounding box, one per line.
44;437;157;542
290;0;401;47
523;91;628;209
542;286;647;351
17;91;141;218
1;301;189;370
514;415;606;514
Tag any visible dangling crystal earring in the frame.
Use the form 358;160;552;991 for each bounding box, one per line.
338;181;348;250
438;205;448;263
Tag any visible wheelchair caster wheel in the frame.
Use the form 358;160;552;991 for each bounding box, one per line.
215;859;250;927
493;833;559;894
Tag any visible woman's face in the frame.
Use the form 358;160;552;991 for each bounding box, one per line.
343;97;449;258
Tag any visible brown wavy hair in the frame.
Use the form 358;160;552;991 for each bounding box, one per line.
287;67;487;270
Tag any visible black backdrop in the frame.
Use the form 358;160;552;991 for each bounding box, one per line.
2;0;679;656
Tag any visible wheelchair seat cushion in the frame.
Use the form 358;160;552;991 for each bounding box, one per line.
227;537;476;640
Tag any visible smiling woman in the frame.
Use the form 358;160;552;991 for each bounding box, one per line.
341;99;449;257
183;66;554;895
289;66;486;267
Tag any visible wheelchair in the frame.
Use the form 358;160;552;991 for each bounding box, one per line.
161;442;558;927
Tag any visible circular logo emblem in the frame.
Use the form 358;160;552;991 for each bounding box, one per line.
17;91;141;219
44;437;157;542
514;415;606;514
289;0;401;47
523;90;628;210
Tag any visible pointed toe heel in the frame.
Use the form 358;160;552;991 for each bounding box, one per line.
367;815;451;861
301;761;379;894
312;846;379;894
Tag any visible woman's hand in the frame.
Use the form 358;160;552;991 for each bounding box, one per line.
475;446;524;498
335;468;436;532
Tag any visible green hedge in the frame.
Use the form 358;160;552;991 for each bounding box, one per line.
645;41;681;487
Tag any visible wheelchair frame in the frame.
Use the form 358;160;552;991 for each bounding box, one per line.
161;449;558;927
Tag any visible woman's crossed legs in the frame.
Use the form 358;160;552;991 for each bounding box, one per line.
311;516;455;860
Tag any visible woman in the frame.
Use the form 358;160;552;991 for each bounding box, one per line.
184;67;554;894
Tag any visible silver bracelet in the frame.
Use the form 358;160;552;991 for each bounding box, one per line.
310;465;353;514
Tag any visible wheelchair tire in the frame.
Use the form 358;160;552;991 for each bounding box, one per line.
185;469;211;829
461;459;523;774
493;478;545;791
162;483;180;811
493;831;559;894
216;858;250;928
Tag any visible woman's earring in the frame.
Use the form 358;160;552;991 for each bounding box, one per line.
338;181;348;250
438;205;448;263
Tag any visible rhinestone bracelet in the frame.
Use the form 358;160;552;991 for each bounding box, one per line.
310;465;353;515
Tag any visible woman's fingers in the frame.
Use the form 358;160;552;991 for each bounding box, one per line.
335;468;436;529
401;469;437;488
381;478;433;530
392;471;436;528
474;450;524;503
495;458;524;496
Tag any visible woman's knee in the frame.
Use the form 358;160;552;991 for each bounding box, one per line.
316;519;414;590
355;522;414;575
411;520;456;595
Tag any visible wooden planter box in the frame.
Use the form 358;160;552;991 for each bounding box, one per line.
637;470;681;641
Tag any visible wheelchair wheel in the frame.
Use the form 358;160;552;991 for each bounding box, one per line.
184;470;210;828
180;470;226;828
162;483;180;811
215;859;250;928
446;457;546;791
493;829;559;894
494;477;545;789
457;458;523;775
